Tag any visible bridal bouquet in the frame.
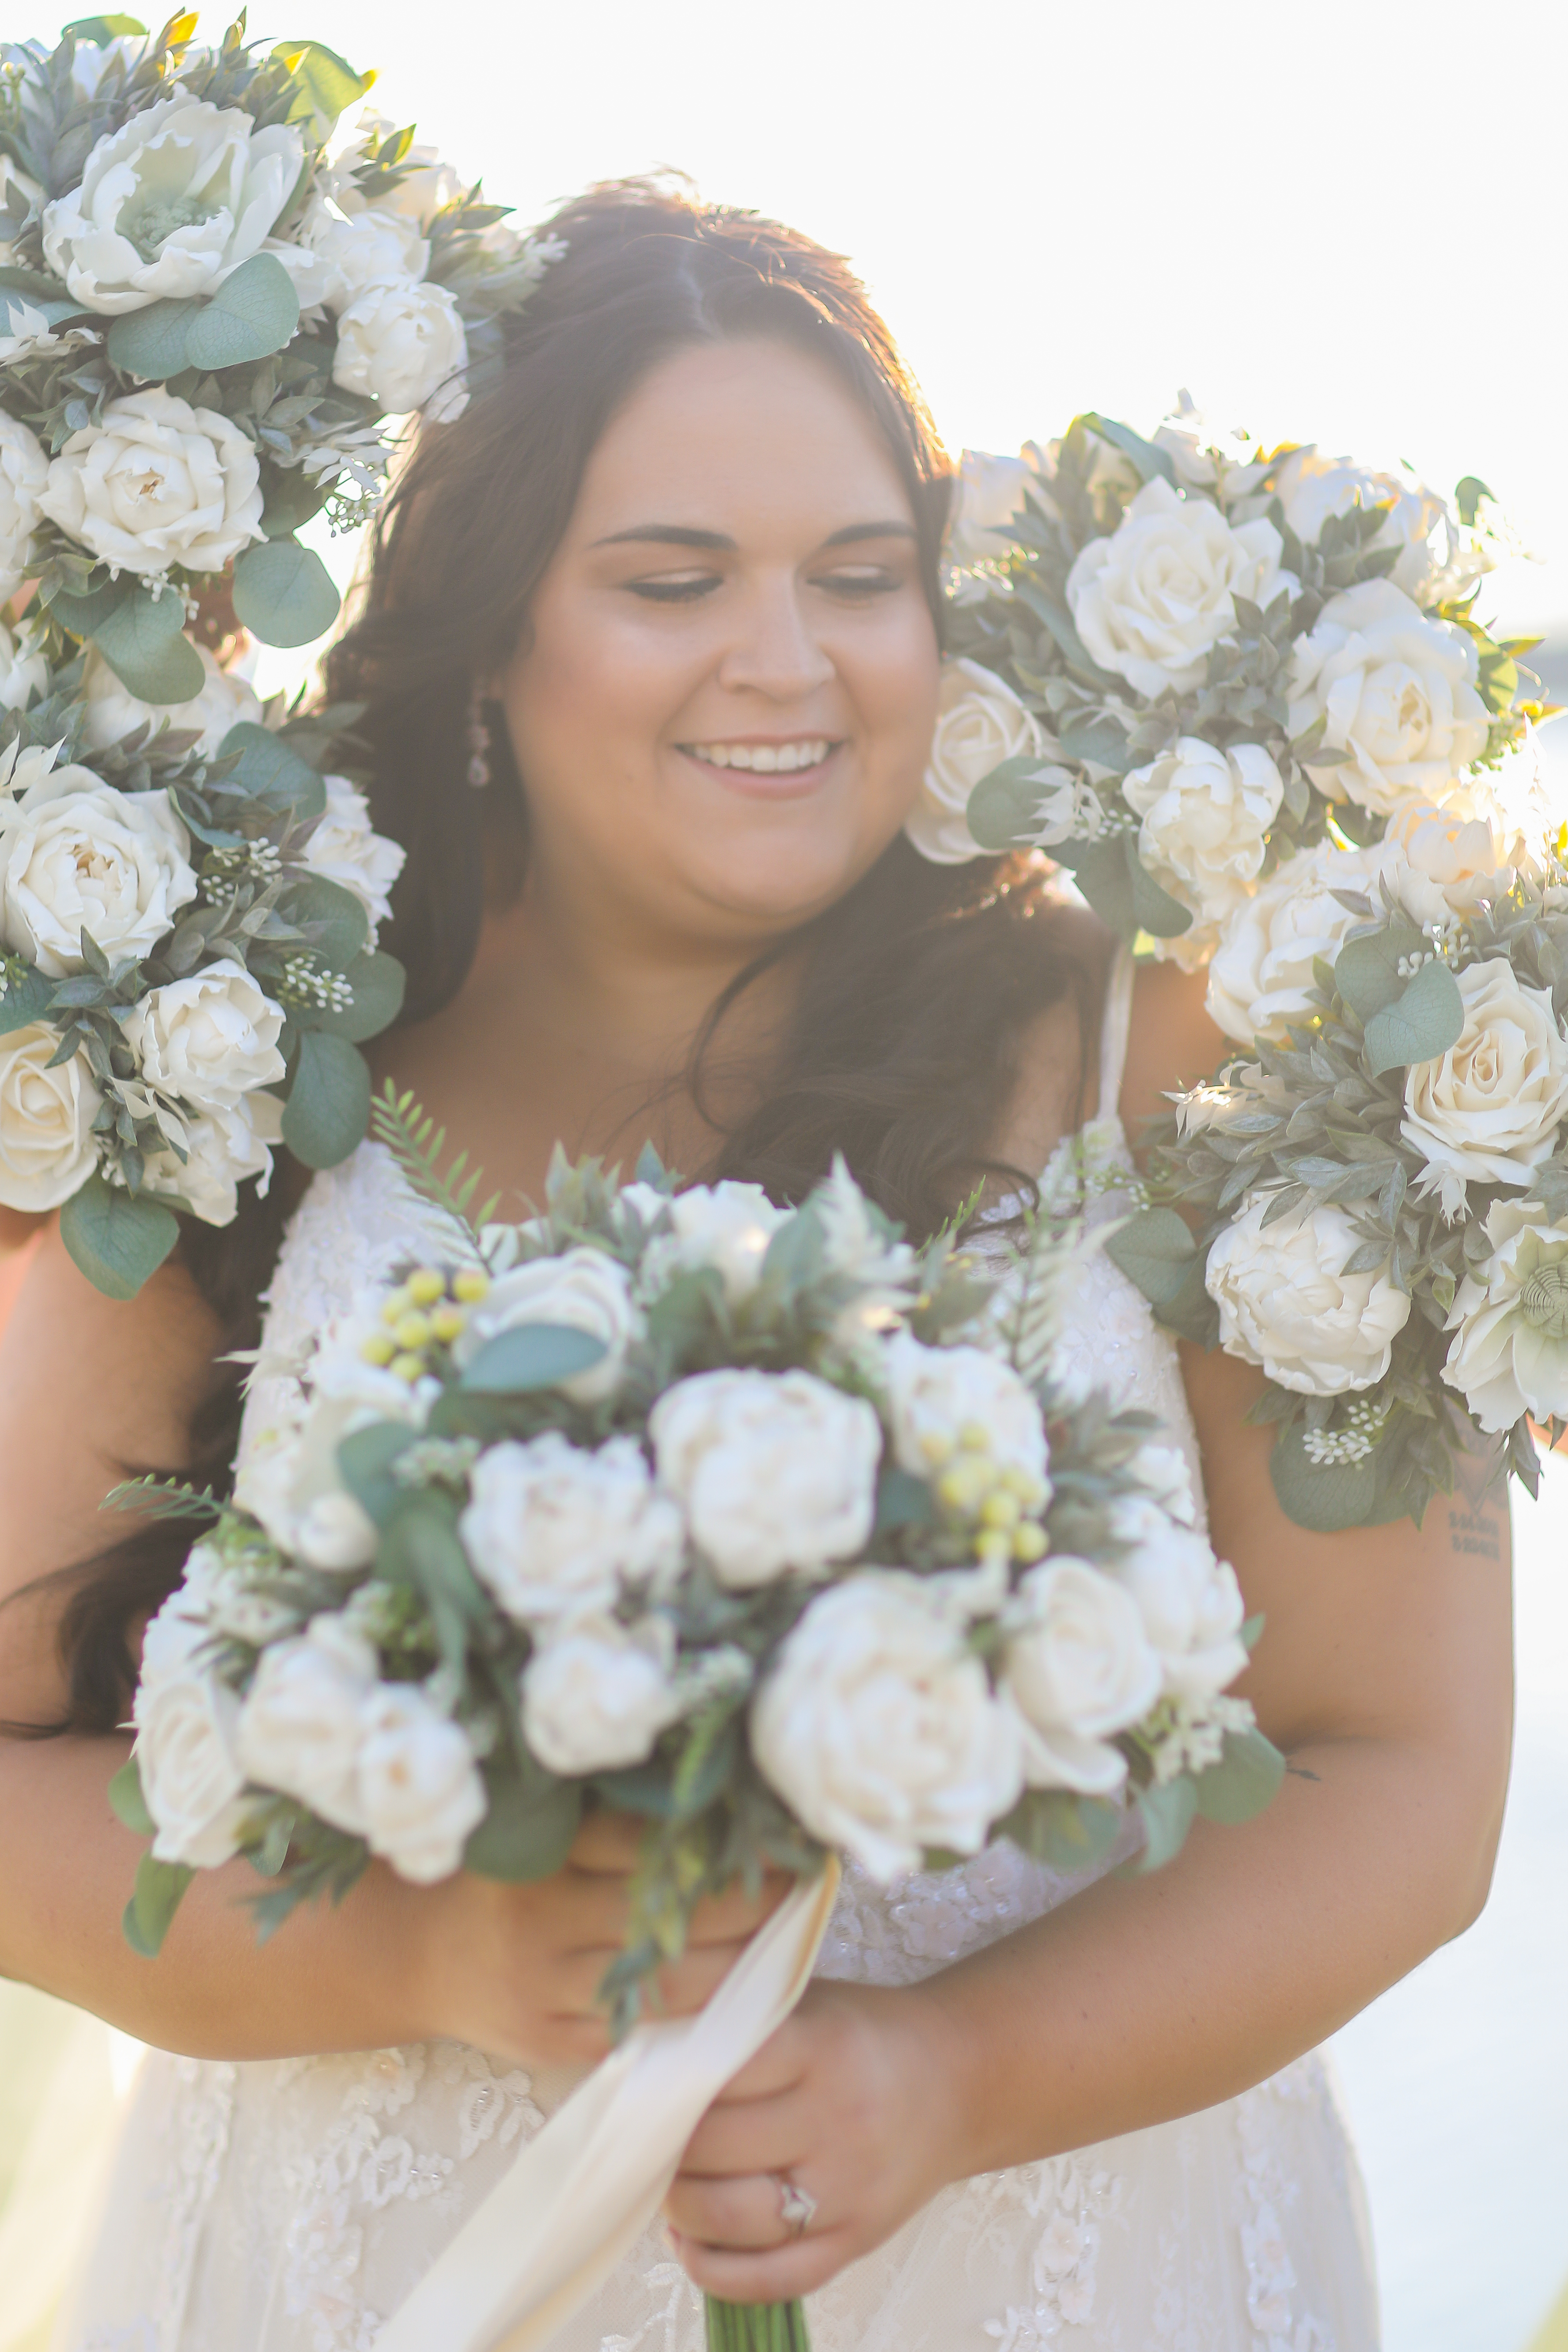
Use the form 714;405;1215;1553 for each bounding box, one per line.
912;406;1565;1529
114;1097;1280;1990
0;11;556;697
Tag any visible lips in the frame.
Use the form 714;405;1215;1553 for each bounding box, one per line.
684;738;836;775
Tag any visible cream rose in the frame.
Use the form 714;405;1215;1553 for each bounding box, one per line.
452;1244;642;1404
236;1613;380;1836
904;656;1083;865
1205;838;1397;1042
460;1432;684;1623
0;767;195;975
1287;578;1489;814
944;449;1047;574
522;1613;683;1776
0;620;47;712
1204;1197;1411;1395
650;1367;881;1588
300;198;430;307
332;280;468;418
80;641;261;760
1402;959;1568;1214
0;1025;100;1211
1382;786;1520;924
139;1089;281;1226
0;413;47;598
356;1683;486;1884
121;958;286;1111
40;387;264;576
1002;1558;1161;1792
1122;737;1284;959
41;91;303;313
882;1330;1049;1488
1066;476;1295;699
299;775;405;942
1108;1499;1250;1701
638;1178;788;1305
134;1664;248;1869
751;1570;1024;1881
1272;450;1466;606
1443;1197;1568;1431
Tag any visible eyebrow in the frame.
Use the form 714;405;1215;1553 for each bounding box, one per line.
591;519;917;550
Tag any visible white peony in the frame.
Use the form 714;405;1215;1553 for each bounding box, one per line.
944;449;1048;574
134;1662;248;1869
1122;737;1284;961
0;1024;100;1211
299;198;430;307
121;958;286;1111
0;765;195;976
299;775;405;942
332;280;468;419
639;1179;788;1305
1271;449;1470;606
1443;1196;1568;1431
138;1088;282;1226
460;1432;684;1622
650;1367;881;1588
1402;959;1568;1215
0;620;47;712
41;91;303;313
1287;578;1489;814
882;1329;1049;1487
236;1613;380;1836
1002;1558;1161;1792
1382;785;1519;924
356;1682;486;1883
1066;475;1295;699
1205;1196;1411;1395
1109;1500;1250;1701
751;1569;1024;1881
79;641;261;760
1205;837;1396;1043
522;1613;683;1776
452;1244;642;1404
40;388;263;576
904;655;1084;865
0;413;48;598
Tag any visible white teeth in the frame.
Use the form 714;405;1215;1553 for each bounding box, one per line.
690;740;831;773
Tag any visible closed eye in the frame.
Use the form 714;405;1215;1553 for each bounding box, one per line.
811;567;903;598
625;574;724;604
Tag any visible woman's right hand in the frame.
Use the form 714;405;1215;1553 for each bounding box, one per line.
407;1810;791;2068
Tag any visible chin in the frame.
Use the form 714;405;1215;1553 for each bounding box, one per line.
690;842;886;932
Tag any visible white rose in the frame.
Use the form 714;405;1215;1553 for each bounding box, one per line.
1382;786;1520;924
904;656;1083;866
40;388;264;576
751;1570;1024;1881
639;1178;788;1305
1205;837;1397;1042
0;620;47;712
1287;579;1489;814
80;641;261;760
41;91;303;313
121;958;286;1111
356;1683;486;1884
236;1613;380;1836
1402;959;1568;1215
1204;1197;1411;1395
522;1613;683;1776
300;198;430;307
0;1025;100;1211
0;767;196;975
944;449;1047;573
1109;1500;1249;1701
324;114;461;230
1272;450;1464;605
882;1330;1049;1488
235;1348;417;1568
139;1088;282;1227
1128;1441;1200;1526
461;1432;684;1623
1066;475;1295;699
1443;1196;1568;1432
650;1367;882;1588
452;1245;642;1404
1122;737;1284;959
134;1663;249;1869
1002;1558;1161;1792
0;413;48;598
298;775;405;943
332;280;468;418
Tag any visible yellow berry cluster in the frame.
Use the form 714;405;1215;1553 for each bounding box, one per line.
921;1422;1049;1566
360;1264;492;1383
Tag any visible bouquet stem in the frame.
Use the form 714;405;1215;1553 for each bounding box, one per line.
704;2295;811;2350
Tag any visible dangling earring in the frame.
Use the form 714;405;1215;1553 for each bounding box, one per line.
465;685;493;790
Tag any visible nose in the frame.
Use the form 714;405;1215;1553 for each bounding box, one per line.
716;572;835;701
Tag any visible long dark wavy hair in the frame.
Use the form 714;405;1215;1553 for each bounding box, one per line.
22;181;1090;1738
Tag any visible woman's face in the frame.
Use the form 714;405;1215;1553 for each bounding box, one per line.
493;337;942;952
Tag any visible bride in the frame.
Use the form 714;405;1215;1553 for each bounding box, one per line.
0;185;1511;2350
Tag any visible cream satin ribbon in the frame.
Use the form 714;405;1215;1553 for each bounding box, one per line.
376;1859;841;2352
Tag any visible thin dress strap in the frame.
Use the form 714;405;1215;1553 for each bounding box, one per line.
1096;946;1136;1124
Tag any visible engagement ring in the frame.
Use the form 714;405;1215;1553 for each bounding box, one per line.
776;2174;818;2238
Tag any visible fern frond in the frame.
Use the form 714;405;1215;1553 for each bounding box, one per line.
370;1082;497;1237
106;1473;223;1523
997;1206;1082;1393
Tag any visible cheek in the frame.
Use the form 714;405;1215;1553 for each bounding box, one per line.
504;597;706;790
845;609;943;814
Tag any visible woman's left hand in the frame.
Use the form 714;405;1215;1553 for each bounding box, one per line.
663;1977;966;2300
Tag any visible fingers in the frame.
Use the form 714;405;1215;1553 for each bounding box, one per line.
664;2166;805;2252
666;2223;855;2305
649;1936;759;2017
684;1869;792;1946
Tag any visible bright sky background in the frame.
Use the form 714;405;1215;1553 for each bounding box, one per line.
250;0;1568;675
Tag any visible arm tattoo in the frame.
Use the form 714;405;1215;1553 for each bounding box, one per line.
1448;1450;1505;1563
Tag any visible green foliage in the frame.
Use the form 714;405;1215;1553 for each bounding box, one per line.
231;537;342;648
59;1174;179;1299
1132;1776;1198;1871
282;1029;371;1169
463;1758;582;1882
1267;1424;1379;1531
1362;958;1464;1077
108;1756;154;1838
123;1853;193;1959
1191;1728;1286;1824
61;579;206;704
704;2295;812;2352
1102;1208;1217;1346
370;1083;501;1235
459;1322;608;1394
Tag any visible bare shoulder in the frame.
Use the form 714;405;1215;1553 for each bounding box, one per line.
1120;957;1228;1158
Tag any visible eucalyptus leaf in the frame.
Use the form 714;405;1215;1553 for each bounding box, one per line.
1363;958;1464;1078
184;253;300;371
1132;1775;1197;1871
1078;411;1178;488
232;537;341;649
1268;1423;1377;1531
376;1488;487;1671
61;1175;180;1301
998;1789;1124;1874
1333;928;1417;1021
1049;834;1137;939
873;1466;935;1536
459;1322;608;1394
964;755;1071;852
1058;715;1138;773
123;1853;193;1959
1101;1209;1199;1307
109;1756;155;1838
1125;836;1193;940
45;573;130;638
106;293;203;379
1192;1727;1286;1825
336;1418;417;1527
220;719;326;819
91;587;205;704
0;964;56;1037
306;949;406;1043
283;871;370;968
463;1764;582;1882
281;1029;372;1168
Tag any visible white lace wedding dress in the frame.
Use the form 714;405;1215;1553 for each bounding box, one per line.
58;959;1379;2352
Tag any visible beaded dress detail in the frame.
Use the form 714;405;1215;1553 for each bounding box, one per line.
60;956;1379;2352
